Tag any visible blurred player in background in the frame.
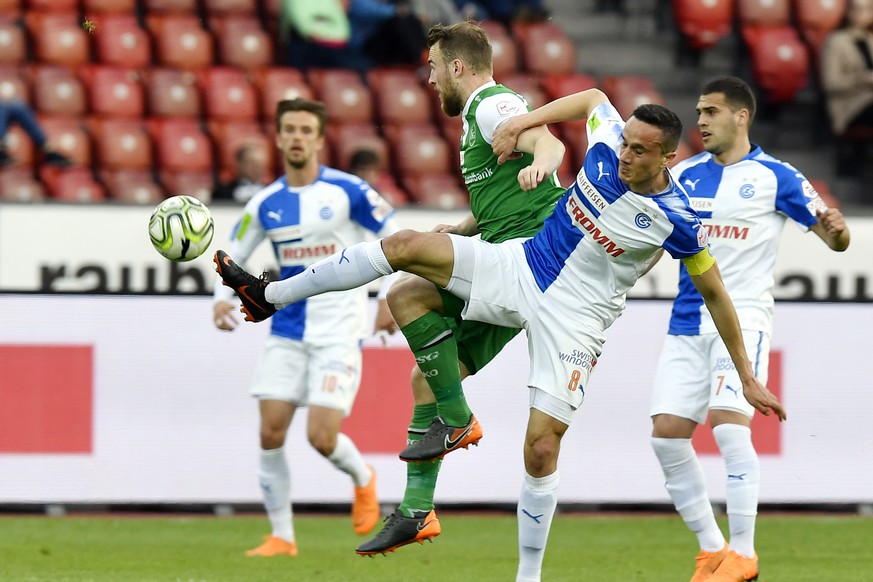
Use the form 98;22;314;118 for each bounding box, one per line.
212;98;400;557
214;88;787;582
650;76;850;582
356;20;567;556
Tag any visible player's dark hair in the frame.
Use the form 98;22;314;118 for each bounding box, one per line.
631;104;683;154
275;98;328;135
235;143;257;164
701;76;757;123
427;21;492;74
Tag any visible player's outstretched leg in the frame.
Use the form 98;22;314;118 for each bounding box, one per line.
355;509;441;556
399;415;483;462
214;250;276;322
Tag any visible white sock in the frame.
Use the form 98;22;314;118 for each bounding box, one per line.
326;433;371;487
651;437;725;551
264;240;393;309
258;447;294;542
516;471;559;582
714;423;759;557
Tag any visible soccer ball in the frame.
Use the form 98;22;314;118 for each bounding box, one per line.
148;195;215;262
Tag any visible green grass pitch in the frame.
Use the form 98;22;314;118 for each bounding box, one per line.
1;512;870;581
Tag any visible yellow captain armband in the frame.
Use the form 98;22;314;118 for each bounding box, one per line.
681;247;715;276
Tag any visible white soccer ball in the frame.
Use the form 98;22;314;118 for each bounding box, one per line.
148;195;215;262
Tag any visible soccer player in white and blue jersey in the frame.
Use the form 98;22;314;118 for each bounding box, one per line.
214;89;786;581
212;98;401;557
650;77;850;582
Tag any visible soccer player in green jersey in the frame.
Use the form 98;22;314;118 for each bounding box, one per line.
355;21;567;555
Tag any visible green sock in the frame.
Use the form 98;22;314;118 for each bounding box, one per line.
398;403;441;516
400;312;472;426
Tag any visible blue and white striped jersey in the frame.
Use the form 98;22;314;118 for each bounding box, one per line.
667;147;824;336
521;102;709;340
215;166;398;344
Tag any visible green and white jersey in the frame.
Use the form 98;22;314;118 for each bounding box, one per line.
460;82;565;243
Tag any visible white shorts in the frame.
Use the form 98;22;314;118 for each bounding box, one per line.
250;335;363;416
650;330;771;424
445;234;603;416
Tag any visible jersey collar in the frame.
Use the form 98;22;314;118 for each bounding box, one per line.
463;81;498;117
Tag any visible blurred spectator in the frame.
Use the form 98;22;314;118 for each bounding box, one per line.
348;147;407;207
212;144;267;203
820;0;873;176
0;99;72;168
456;0;549;24
283;0;426;73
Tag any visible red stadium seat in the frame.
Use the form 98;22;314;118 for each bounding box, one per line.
143;68;201;118
370;172;410;208
31;66;87;116
0;0;21;16
198;66;259;122
307;68;373;124
142;0;198;12
92;14;153;69
540;73;598;100
90;118;153;171
161;169;213;200
41;167;106;202
403;173;468;209
325;123;389;173
39;116;92;167
499;73;548;109
367;68;433;127
671;0;734;50
147;14;214;70
511;21;576;75
255;67;314;121
101;169;166;203
0;18;25;65
203;0;257;16
148;118;213;174
0;65;28;101
83;0;136;13
743;25;810;104
80;66;145;118
479;20;519;78
0;166;45;201
3;126;35;167
25;11;89;67
385;124;451;176
795;0;847;54
211;15;274;71
737;0;790;26
25;0;78;11
207;120;274;182
600;75;666;119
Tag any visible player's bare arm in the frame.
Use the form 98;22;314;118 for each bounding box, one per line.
686;254;788;421
811;208;851;251
373;299;398;335
493;89;609;163
432;214;479;236
512;125;565;191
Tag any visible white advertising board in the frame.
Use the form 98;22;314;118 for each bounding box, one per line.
0;203;871;300
1;295;871;504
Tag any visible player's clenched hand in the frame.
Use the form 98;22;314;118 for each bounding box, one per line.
816;208;846;236
213;301;239;331
741;377;787;421
517;164;550;191
492;117;525;164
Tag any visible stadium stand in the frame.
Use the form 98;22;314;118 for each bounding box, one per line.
0;17;25;65
671;0;734;51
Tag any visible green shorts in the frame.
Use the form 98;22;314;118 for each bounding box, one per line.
439;287;521;375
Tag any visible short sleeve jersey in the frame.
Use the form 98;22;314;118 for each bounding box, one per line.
461;82;565;243
224;166;395;344
522;102;710;334
667;146;824;335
